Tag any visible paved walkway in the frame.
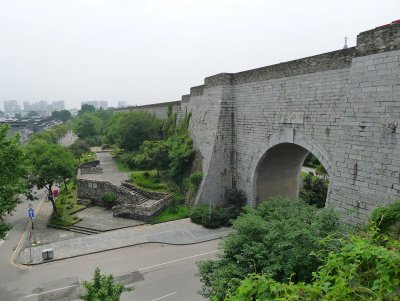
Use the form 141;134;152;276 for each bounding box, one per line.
23;198;85;248
74;206;145;231
17;219;231;265
78;151;130;186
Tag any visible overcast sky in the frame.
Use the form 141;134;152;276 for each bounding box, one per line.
1;0;399;109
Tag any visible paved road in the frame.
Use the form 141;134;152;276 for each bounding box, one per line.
0;189;46;300
1;239;218;300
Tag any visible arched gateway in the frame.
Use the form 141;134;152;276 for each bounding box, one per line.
248;130;332;206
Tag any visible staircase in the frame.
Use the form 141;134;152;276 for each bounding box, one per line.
69;225;104;235
118;185;150;205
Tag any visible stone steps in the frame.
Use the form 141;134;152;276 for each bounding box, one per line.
69;225;104;235
118;185;150;204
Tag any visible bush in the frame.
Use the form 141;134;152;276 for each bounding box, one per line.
190;204;222;229
224;229;400;301
197;197;343;300
143;171;150;178
190;172;203;189
217;205;241;227
101;192;116;208
371;199;400;238
299;174;328;208
190;204;209;225
225;189;247;207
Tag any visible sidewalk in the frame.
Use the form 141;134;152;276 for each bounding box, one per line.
17;218;231;265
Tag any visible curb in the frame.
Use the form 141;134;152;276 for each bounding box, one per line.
18;234;229;266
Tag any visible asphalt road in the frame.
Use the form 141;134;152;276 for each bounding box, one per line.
0;195;218;301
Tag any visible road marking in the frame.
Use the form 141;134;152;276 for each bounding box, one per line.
151;292;177;301
24;284;78;298
138;250;217;271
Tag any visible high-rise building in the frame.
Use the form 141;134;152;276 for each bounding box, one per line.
4;100;21;114
99;101;108;109
118;101;127;108
48;100;65;112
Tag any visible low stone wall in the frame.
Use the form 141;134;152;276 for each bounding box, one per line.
77;179;172;221
77;179;141;206
79;160;100;168
113;196;172;221
80;166;103;175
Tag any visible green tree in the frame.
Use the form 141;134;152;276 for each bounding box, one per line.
25;140;76;212
69;139;90;160
27;110;40;118
78;104;96;116
0;125;27;238
75;114;103;138
299;174;328;208
132;140;169;177
223;229;400;301
105;110;161;151
79;267;133;301
51;110;72;122
197;197;342;301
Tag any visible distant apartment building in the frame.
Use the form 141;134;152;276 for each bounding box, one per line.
118;101;127;108
22;100;65;117
48;100;65;112
99;101;108;109
4;100;21;115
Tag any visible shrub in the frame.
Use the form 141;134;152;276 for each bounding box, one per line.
224;229;400;301
217;205;241;227
190;204;221;229
225;189;247;207
299;174;328;208
197;197;343;300
143;171;150;178
371;199;400;238
190;172;203;189
101;192;116;208
190;204;209;225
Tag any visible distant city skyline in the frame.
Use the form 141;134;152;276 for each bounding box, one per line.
1;1;399;109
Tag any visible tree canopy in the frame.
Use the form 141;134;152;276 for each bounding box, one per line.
27;110;40;118
105;111;161;151
0;125;27;238
79;267;133;301
223;228;400;301
78;104;96;116
197;197;342;301
75;114;103;139
25;140;76;212
51;110;72;122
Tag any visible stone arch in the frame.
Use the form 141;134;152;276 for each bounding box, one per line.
248;129;333;206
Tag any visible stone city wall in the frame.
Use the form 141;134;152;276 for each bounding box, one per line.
116;22;400;223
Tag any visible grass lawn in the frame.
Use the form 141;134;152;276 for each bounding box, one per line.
48;182;86;228
151;204;190;224
116;161;134;172
130;170;170;193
